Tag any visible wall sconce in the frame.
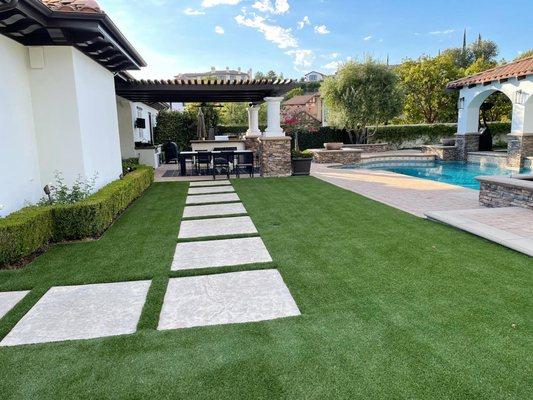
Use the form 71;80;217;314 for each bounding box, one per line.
458;97;465;110
515;90;527;105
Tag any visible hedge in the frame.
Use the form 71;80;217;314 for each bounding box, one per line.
288;122;512;150
0;166;154;267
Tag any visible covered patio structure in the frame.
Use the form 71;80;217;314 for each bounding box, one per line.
115;75;297;177
447;56;533;169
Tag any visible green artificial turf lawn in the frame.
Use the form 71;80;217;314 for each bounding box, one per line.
0;177;531;399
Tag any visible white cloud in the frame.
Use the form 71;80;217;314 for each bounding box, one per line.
235;14;298;49
252;0;290;14
184;8;206;16
215;25;225;34
363;35;372;41
202;0;242;7
297;16;310;29
330;52;339;58
322;60;341;71
429;29;455;35
314;25;330;35
285;49;315;71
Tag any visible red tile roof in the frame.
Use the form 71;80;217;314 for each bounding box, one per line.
283;94;318;106
447;56;533;89
41;0;103;13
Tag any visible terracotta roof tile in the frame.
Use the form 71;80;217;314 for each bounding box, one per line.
283;94;317;106
41;0;103;13
447;56;533;89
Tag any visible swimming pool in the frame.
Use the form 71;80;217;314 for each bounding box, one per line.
339;160;532;189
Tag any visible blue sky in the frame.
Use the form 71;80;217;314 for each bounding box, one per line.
98;0;533;79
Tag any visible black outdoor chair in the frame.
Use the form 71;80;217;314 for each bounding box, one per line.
195;151;211;175
163;141;179;164
213;151;234;180
213;147;238;151
235;152;254;178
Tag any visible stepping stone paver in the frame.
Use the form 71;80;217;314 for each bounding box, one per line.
171;237;272;270
0;291;30;320
158;270;300;330
188;186;235;195
186;193;240;205
183;203;247;218
190;180;231;187
178;216;258;239
0;281;151;347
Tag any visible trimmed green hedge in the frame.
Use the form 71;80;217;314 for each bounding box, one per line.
0;207;54;267
218;125;267;134
0;166;154;267
288;122;512;150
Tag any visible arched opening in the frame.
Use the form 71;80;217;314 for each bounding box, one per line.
477;91;512;151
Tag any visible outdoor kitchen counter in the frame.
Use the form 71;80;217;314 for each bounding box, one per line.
191;140;246;151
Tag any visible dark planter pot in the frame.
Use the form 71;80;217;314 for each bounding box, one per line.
292;158;312;176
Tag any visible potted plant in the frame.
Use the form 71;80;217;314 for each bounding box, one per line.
292;149;313;176
323;142;344;150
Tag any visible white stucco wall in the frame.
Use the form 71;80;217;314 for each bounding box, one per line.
72;50;122;187
457;76;533;135
0;36;42;217
116;96;159;159
28;46;122;191
0;43;124;217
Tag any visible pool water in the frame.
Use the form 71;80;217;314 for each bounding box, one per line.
340;160;532;189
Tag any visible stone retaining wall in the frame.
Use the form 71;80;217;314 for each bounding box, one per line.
342;143;392;153
478;176;533;210
310;149;362;164
455;133;480;161
421;145;457;161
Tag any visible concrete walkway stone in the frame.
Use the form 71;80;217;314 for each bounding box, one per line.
183;203;247;218
171;237;272;270
178;216;258;239
158;270;300;330
0;281;151;347
426;207;533;256
0;291;30;320
186;193;240;205
190;180;231;187
188;186;235;195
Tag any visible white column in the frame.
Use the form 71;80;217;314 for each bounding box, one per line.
263;96;285;137
246;104;262;136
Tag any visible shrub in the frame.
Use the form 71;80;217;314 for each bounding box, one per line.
52;166;154;241
288;122;512;150
0;166;154;267
218;125;267;135
154;110;197;150
0;206;54;266
122;158;140;175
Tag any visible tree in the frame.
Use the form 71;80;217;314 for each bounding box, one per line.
515;49;533;60
184;103;220;133
397;53;461;123
220;103;248;125
284;87;304;100
254;70;284;81
320;59;403;143
443;35;499;68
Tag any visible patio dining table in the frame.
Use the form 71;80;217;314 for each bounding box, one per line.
178;150;253;176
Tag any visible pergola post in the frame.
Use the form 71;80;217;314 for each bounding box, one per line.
263;97;285;137
246;104;262;137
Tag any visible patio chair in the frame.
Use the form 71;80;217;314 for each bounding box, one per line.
235;152;254;178
195;151;211;175
213;150;234;180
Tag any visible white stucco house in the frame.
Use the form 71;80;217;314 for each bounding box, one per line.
0;0;164;217
304;71;326;82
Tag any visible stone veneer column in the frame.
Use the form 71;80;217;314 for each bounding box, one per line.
258;137;292;177
507;133;533;169
244;135;261;163
454;132;480;161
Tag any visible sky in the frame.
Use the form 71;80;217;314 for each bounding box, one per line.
98;0;533;79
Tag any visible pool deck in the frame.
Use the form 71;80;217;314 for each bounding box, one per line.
311;162;480;217
311;161;533;257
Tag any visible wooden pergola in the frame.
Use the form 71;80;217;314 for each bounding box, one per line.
114;75;297;104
